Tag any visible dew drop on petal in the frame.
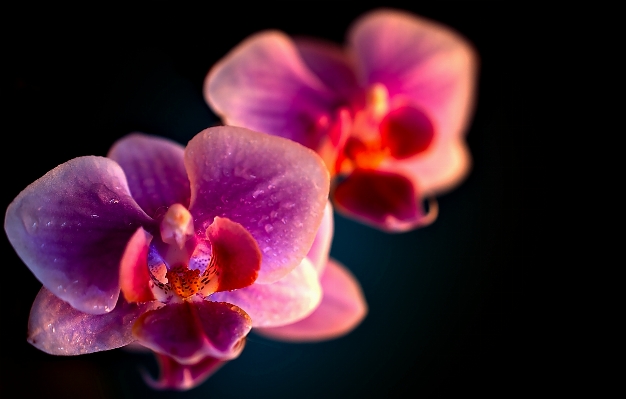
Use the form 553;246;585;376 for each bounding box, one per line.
265;224;274;233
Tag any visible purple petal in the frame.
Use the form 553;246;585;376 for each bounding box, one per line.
119;227;155;303
5;156;154;314
306;201;334;275
349;9;478;143
133;301;251;365
211;258;321;328
143;353;226;391
28;287;160;355
332;168;436;232
185;126;329;283
255;258;367;342
107;133;190;218
205;31;340;150
294;37;359;101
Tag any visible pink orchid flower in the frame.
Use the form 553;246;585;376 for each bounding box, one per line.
205;9;478;232
5;126;332;390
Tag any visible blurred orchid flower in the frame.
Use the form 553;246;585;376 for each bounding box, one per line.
5;126;329;390
205;9;478;232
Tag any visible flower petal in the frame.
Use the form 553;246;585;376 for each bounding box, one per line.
28;287;160;355
205;31;339;150
119;227;155;303
255;259;367;342
306;201;334;275
107;133;190;218
133;301;251;365
332;168;434;232
349;9;477;143
5;156;154;314
185;126;329;283
143;353;225;391
380;105;435;159
390;138;471;195
294;37;359;100
210;258;321;328
207;216;261;292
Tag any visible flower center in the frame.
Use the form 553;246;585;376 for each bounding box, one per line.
149;204;220;302
330;84;435;175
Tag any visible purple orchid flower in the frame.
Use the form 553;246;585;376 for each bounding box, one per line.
205;9;478;232
5;126;332;390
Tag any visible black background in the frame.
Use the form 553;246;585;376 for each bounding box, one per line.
3;2;516;397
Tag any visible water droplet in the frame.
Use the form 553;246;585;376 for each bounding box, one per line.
91;214;99;218
263;247;271;253
268;184;276;190
52;327;56;333
265;224;274;233
221;195;228;204
252;189;264;199
109;198;120;204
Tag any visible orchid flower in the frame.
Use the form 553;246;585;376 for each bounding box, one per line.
5;126;330;390
205;9;477;232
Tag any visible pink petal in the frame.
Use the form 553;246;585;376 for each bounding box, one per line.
305;201;334;275
133;301;251;365
294;37;359;100
143;353;225;391
349;9;477;145
5;156;154;314
119;227;155;303
332;168;435;232
210;258;321;328
107;133;190;218
205;31;340;150
255;258;367;342
387;138;471;195
185;126;329;284
207;217;261;292
28;287;160;355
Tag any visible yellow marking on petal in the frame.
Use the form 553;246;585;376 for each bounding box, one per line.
366;83;390;121
166;256;218;300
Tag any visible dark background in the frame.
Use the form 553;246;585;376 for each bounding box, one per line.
2;2;516;397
